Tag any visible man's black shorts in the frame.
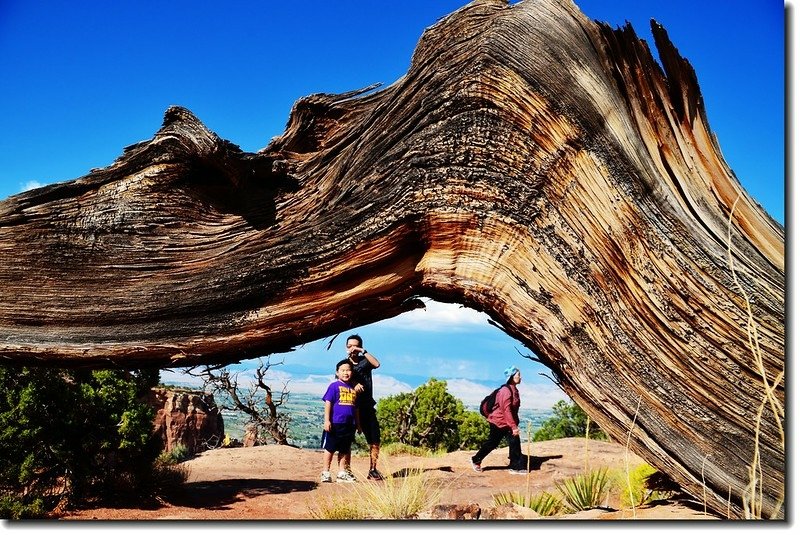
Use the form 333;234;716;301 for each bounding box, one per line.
321;422;356;454
358;406;381;445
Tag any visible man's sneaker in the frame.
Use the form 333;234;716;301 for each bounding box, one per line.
367;469;384;481
336;470;357;483
471;462;482;472
508;468;528;475
320;471;332;483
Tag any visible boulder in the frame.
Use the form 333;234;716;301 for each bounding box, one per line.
479;502;541;520
419;503;482;520
147;388;224;454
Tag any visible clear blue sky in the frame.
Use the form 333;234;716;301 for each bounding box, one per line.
0;1;785;410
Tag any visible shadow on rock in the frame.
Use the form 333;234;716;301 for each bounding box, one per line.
390;466;455;478
165;478;317;509
480;454;562;472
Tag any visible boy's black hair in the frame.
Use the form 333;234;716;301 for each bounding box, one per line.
335;359;352;372
346;333;363;346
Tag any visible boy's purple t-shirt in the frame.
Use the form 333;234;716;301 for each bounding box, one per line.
322;379;358;424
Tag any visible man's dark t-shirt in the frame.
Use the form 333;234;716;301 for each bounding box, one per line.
350;356;376;408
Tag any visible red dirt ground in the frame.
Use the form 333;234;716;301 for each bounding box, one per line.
59;437;719;521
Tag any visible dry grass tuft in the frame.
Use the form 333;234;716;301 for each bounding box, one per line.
355;467;443;519
308;492;368;520
308;465;443;519
623;395;643;517
727;195;785;519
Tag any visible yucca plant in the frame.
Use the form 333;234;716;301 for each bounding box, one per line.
493;490;564;516
555;467;611;513
530;491;565;516
493;490;528;508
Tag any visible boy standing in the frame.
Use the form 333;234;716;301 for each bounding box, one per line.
321;359;361;483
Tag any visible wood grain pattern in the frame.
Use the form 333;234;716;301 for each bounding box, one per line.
0;0;783;519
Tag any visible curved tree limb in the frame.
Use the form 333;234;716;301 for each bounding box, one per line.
0;0;784;519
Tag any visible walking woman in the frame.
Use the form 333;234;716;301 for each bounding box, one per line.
471;366;527;474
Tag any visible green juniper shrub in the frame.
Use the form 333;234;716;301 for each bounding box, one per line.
533;400;607;441
457;410;489;450
0;365;167;518
376;379;488;452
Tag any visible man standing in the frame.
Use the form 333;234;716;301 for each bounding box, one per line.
345;333;384;480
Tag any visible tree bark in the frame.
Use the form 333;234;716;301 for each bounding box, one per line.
0;0;784;519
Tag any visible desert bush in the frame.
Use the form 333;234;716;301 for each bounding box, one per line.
157;444;191;465
380;442;439;457
613;463;667;509
149;460;190;500
0;495;47;520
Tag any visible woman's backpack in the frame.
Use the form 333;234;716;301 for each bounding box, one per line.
479;384;510;417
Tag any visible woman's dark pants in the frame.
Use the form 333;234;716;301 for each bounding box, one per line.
471;423;525;470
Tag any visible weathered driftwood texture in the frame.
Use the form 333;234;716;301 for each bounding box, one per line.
0;0;784;519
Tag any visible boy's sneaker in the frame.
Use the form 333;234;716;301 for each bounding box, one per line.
336;470;357;483
320;471;332;483
367;469;384;481
508;468;528;475
471;462;482;472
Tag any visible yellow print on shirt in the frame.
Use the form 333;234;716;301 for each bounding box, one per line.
338;385;357;406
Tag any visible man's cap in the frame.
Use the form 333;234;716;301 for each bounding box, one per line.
504;366;519;379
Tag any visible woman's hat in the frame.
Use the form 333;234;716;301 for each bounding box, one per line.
504;366;519;379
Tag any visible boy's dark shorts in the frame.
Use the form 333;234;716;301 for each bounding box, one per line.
321;422;357;454
358;406;381;445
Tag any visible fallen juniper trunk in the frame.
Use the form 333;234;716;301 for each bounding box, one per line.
0;0;783;519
